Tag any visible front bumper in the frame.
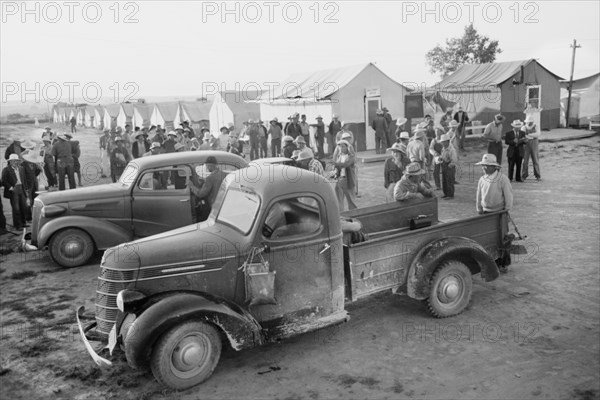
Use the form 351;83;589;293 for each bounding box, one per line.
76;306;113;367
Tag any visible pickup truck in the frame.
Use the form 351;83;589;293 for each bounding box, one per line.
28;151;247;267
77;164;514;390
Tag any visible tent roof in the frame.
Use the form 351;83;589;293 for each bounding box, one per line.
272;62;405;100
560;72;600;90
433;59;564;90
120;103;134;117
104;104;121;117
154;102;179;121
180;101;211;121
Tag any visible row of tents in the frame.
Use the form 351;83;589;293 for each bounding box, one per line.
52;61;599;151
52;92;261;134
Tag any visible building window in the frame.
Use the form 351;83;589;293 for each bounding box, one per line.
526;85;541;109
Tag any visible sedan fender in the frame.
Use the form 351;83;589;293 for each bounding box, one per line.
124;292;263;369
406;237;499;300
37;216;132;250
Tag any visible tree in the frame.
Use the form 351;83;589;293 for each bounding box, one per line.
426;24;502;79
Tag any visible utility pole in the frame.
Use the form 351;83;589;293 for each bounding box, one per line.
565;39;581;128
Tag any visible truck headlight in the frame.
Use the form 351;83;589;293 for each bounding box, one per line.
116;290;146;313
41;205;66;218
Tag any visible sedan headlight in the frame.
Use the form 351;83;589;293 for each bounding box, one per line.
41;205;66;218
116;289;146;313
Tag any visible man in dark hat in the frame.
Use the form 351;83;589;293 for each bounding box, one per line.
2;154;29;229
482;114;505;164
188;156;227;222
313;115;326;158
268;118;283;157
372;109;389;155
300;114;310;147
382;107;394;147
52;134;76;190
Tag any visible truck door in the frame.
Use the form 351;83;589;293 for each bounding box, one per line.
131;165;194;237
253;195;338;323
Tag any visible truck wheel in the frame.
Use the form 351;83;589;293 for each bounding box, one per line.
150;321;222;390
426;261;473;318
49;228;94;268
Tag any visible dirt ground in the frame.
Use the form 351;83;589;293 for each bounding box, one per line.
1;124;599;400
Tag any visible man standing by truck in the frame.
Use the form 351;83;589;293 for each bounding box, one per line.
475;153;513;215
188;156;227;222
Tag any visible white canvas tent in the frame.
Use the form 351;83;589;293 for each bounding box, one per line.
151;102;180;131
117;103;134;129
133;103;152;129
209;92;261;135
103;104;120;131
175;101;212;131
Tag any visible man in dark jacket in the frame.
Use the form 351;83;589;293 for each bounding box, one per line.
189;156;227;222
52;133;76;190
2;154;29;229
505;120;527;182
110;136;131;182
372;109;389;154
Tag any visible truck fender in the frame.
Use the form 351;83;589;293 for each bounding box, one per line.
37;216;132;250
406;237;499;300
123;292;263;369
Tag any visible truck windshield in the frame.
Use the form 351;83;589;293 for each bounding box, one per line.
216;187;260;234
118;163;138;187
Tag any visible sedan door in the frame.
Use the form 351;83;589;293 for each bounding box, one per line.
131;165;194;238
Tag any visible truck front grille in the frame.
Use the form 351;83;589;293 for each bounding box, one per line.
95;267;136;335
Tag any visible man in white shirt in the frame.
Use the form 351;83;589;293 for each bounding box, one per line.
475;153;513;214
521;115;542;182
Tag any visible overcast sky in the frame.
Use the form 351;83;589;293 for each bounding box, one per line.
1;0;599;103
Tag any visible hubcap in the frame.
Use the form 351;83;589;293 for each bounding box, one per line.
171;335;209;376
63;237;83;258
438;275;462;303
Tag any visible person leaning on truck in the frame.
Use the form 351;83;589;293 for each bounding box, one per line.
475;153;513;215
393;162;433;202
188;156;227;222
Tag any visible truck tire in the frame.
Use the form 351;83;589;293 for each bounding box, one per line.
150;321;222;390
49;228;95;268
426;261;473;318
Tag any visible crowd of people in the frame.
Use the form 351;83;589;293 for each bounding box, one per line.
1;106;538;232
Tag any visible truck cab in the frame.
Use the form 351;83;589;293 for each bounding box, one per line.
78;164;514;390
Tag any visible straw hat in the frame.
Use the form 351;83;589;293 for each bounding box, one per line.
295;149;314;161
396;117;407;127
399;131;410;140
150;142;161;150
494;114;505;122
294;136;306;144
511;119;524;128
387;142;404;153
475;153;501;167
21;139;36;149
8;154;20;161
22;150;41;163
282;135;294;142
449;120;459;128
440;133;451;142
524;115;535;123
337;139;350;147
405;162;427;176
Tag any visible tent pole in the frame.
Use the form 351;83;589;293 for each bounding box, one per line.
565;39;581;127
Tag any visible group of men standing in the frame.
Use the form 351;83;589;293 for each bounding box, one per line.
2;126;83;230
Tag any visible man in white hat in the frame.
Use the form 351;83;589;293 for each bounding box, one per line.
268;118;283;157
439;133;458;200
295;148;324;176
163;131;178;153
333;139;357;211
407;129;427;169
371;110;388;154
482;114;505;165
143;142;163;157
2;154;29;229
393;162;433;202
382;107;394;147
132;130;150;159
521;115;541;182
475;153;513;215
453;105;469;151
282;135;297;158
505;120;527;182
384;142;409;202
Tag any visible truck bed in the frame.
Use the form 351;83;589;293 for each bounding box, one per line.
341;198;508;301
